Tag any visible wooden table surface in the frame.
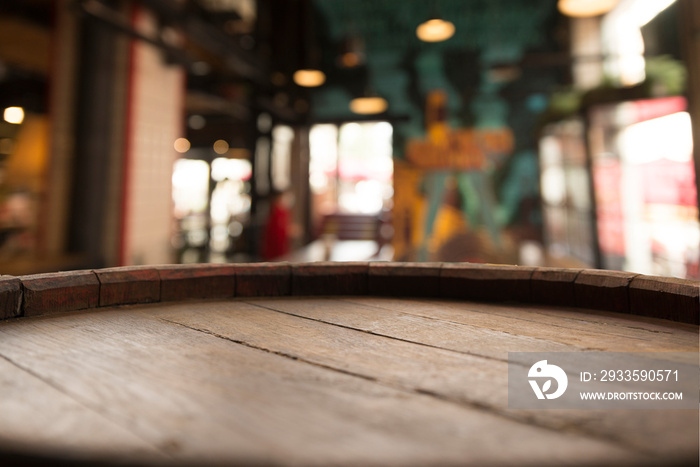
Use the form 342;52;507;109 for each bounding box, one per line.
0;296;696;466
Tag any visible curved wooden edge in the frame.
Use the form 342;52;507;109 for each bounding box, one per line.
0;263;697;324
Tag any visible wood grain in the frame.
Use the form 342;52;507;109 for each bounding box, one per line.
368;262;442;297
629;275;699;324
234;262;291;297
531;267;582;307
95;266;160;307
20;270;100;317
157;264;236;301
292;262;369;295
157;299;698;461
340;297;699;355
0;352;164;463
0;276;21;319
574;269;638;314
440;263;534;302
0;304;645;466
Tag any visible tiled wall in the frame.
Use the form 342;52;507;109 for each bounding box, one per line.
122;8;185;266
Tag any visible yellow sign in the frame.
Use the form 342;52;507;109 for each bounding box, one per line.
406;127;514;170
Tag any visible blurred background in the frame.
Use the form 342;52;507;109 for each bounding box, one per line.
0;0;697;279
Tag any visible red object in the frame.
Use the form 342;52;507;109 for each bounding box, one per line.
640;159;697;207
261;201;290;260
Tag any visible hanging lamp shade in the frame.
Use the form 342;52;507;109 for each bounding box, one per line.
337;34;365;68
416;18;455;42
293;0;326;88
293;69;326;87
557;0;618;18
350;95;388;115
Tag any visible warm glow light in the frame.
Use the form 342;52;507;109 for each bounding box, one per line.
340;52;361;68
211;157;252;182
349;96;388;115
213;139;230;154
3;107;24;124
174;137;191;153
558;0;618;18
229;147;251;159
293;69;326;87
620;112;693;164
416;19;455;42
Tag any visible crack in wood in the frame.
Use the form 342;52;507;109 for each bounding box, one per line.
159;317;381;385
245;300;514;364
160;307;648;457
345;297;685;341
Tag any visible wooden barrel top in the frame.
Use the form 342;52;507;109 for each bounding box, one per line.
0;263;697;466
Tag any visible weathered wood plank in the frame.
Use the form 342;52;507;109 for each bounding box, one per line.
574;269;638;314
629;275;699;324
234;262;291;297
341;297;699;355
0;354;164;463
157;264;236;301
368;262;442;297
531;267;582;307
252;297;582;358
20;270;100;317
158;299;697;461
0;305;642;466
95;266;160;307
292;262;369;295
440;263;534;302
0;275;21;319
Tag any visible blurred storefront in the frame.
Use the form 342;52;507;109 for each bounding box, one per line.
537;0;699;279
0;0;698;277
540;97;699;279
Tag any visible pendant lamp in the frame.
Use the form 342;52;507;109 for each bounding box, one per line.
293;0;326;88
557;0;618;18
293;69;326;87
416;18;455;42
350;86;388;115
416;1;455;42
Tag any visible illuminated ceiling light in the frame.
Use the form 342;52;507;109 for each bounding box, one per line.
295;0;325;88
350;96;388;115
633;0;677;26
416;18;455;43
293;69;326;87
337;35;365;68
557;0;618;18
213;139;230;154
340;52;361;68
174;137;191;153
3;106;24;124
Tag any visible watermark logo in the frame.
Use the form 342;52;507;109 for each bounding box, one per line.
528;360;568;400
510;352;697;409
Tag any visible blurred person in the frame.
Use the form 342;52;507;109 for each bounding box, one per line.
261;190;292;260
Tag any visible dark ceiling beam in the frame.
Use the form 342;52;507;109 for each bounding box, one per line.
77;0;268;85
186;90;249;120
76;0;195;68
138;0;267;85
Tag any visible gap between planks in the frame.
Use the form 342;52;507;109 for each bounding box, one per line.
337;297;699;355
158;308;630;455
0;305;646;466
154;298;697;460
